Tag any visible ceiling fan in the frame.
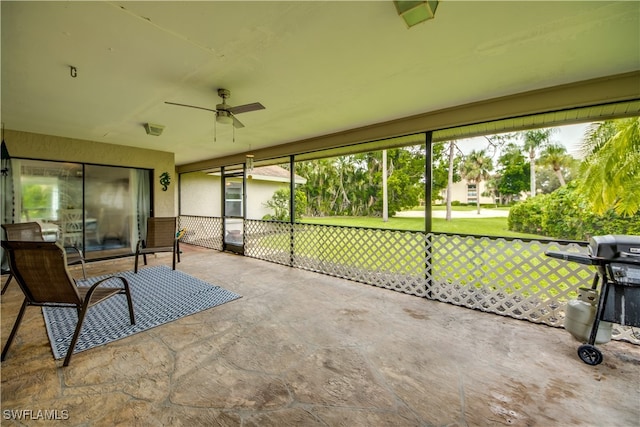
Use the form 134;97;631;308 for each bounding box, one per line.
165;88;265;129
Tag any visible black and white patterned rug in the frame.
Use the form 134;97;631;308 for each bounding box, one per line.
42;265;241;359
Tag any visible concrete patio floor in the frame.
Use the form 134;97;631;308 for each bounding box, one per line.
1;244;639;426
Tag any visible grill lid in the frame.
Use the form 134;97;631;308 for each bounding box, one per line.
589;235;640;259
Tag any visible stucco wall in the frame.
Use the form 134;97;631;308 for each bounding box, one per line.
3;130;176;216
180;171;221;217
180;171;289;219
246;178;286;220
440;180;495;205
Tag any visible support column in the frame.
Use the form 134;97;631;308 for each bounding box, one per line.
289;155;295;267
424;132;433;298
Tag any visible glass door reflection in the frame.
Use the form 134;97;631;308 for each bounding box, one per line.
11;159;150;260
84;165;135;258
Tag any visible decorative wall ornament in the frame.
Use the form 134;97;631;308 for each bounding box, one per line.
159;172;171;191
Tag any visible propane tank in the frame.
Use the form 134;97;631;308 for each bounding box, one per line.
564;287;612;344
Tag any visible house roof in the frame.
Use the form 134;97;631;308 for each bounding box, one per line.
1;1;638;166
250;165;306;185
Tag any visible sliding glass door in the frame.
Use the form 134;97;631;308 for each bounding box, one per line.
6;159;151;259
84;165;150;258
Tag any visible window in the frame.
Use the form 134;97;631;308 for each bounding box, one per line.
224;181;243;217
467;184;477;203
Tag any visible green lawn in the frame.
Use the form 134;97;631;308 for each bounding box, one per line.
252;212;585;303
255;217;590;300
299;215;544;239
430;205;479;212
409;205;512;212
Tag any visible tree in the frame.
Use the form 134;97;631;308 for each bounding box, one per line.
460;149;493;214
494;142;530;203
431;142;450;201
580;121;617;155
508;182;640;240
536;168;563;194
296;158;343;216
445;142;455;221
522;128;556;196
263;187;307;221
482;133;515;159
432;141;462;220
22;184;53;219
579;117;640;216
296;146;425;218
379;147;425;216
538;143;573;187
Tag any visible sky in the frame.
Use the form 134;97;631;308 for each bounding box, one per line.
455;122;591;159
555;123;590;157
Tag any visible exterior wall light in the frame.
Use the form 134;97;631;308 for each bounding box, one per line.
246;154;254;173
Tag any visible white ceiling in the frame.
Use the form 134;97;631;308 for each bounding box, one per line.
2;1;639;166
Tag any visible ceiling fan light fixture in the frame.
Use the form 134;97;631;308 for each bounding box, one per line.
216;111;234;125
394;1;438;28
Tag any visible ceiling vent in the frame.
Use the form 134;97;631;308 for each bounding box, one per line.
144;123;165;136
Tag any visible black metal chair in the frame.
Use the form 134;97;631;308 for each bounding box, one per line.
1;240;135;367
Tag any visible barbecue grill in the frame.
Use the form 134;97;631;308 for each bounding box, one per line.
546;234;640;365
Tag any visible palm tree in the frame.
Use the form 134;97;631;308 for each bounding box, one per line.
538;143;572;187
522;128;556;196
580;121;617;155
579;118;640;216
445;141;455;221
461;149;493;214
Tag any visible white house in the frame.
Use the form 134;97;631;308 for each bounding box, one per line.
439;179;495;205
180;165;307;220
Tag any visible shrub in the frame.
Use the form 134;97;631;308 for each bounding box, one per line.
541;183;588;239
508;195;547;235
263;187;307;221
508;182;640;240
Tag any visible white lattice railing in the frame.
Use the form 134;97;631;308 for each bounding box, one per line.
178;215;223;251
181;216;639;344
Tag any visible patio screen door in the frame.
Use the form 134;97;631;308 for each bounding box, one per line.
222;167;245;254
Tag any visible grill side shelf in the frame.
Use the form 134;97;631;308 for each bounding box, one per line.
545;251;604;266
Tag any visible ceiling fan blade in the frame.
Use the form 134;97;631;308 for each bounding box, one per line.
228;102;265;115
232;115;245;129
165;101;217;113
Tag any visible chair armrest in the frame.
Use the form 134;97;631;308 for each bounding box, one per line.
64;245;85;260
81;275;130;300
